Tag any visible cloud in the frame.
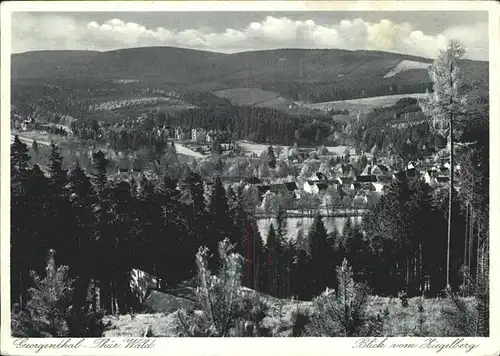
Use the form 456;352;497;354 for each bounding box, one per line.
11;13;488;60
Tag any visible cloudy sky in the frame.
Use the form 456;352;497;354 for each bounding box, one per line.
12;11;488;60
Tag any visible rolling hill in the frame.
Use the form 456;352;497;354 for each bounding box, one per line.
304;93;430;115
12;46;489;105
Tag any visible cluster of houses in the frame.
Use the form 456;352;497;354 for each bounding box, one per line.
243;159;456;204
173;127;218;143
105;155;456;214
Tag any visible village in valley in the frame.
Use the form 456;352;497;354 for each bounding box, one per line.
8;8;491;341
11;112;457;220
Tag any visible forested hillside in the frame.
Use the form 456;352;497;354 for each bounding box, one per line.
12;47;488;104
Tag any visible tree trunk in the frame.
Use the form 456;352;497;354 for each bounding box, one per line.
469;212;474;276
446;110;454;288
464;203;469;269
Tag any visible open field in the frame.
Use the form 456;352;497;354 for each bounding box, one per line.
11;131;57;147
303;93;429;115
236;140;291;156
102;295;472;337
383;60;431;78
236;140;354;157
214;88;287;106
175;143;205;159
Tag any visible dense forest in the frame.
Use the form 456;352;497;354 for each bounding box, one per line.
11;126;488;324
69;105;341;152
352;97;489;161
269;79;434;103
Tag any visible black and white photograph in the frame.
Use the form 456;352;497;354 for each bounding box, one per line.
1;1;498;353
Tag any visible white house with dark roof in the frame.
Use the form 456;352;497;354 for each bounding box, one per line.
303;181;328;195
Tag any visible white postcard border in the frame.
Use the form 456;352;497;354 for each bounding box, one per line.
1;2;499;356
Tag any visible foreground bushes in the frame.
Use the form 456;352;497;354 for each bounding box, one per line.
177;239;271;337
13;245;486;338
306;259;386;337
176;245;390;337
11;250;107;337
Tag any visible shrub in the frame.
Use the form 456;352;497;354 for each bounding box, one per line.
307;259;383;337
291;307;311;337
414;295;427;336
12;250;74;337
459;265;473;297
442;247;489;337
441;287;478;336
236;293;271;337
177;239;247;337
398;290;408;308
11;250;107;337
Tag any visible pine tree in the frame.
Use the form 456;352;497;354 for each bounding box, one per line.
136;175;162;285
419;39;468;287
32;139;39;164
309;259;376;337
177;239;249;337
12;250;106;337
266;224;278;297
165;141;178;167
67;162;98;314
90;150;113;312
111;180;143;309
254;222;268;294
91;150;109;199
182;171;207;276
12;250;74;337
48;143;67;193
47;143;72;262
207;177;234;270
267;146;276;169
184;171;205;215
229;185;247;268
291;245;312;300
11;135;30;197
308;214;335;295
347;225;371;283
342;217;353;250
209;177;233;241
275;206;288;297
11;137;32;307
25;164;51;263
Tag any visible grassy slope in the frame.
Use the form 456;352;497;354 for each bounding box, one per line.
103;295;471;337
214;88;287;106
304;93;430;115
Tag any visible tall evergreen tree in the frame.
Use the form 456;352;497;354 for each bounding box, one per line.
308;214;335;296
207;177;234;271
31;140;39;164
91;150;109;199
181;171;207;276
67;162;98;314
266;224;278;297
11;136;30;197
90;150;113;312
267;146;276;169
11;138;34;307
209;177;233;241
47;143;72;263
419;39;468;287
228;185;246;259
291;244;312;300
275;206;288;297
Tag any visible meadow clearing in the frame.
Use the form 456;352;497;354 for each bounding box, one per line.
102;295;472;337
